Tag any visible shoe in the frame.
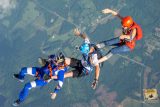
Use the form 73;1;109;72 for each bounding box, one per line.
13;74;24;82
96;43;105;48
12;99;21;106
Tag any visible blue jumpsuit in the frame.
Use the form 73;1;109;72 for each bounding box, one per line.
17;63;68;102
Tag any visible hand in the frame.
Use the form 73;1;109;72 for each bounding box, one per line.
43;74;51;81
45;76;58;82
73;28;81;36
51;76;58;80
91;79;98;90
102;8;117;16
102;8;112;14
119;35;126;40
50;93;57;100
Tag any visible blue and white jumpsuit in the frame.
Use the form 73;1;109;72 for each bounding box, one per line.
17;63;67;102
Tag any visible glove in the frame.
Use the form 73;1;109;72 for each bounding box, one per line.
43;74;51;81
91;79;98;90
102;8;112;14
73;28;81;36
50;92;57;100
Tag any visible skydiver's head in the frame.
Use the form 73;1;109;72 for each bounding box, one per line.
121;16;134;29
79;43;90;55
48;52;65;66
48;54;57;65
121;16;134;33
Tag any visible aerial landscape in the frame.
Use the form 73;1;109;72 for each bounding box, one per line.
0;0;160;107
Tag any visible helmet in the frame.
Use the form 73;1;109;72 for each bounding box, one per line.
49;54;56;59
79;43;90;54
48;54;56;63
48;52;65;64
121;16;134;28
55;52;65;64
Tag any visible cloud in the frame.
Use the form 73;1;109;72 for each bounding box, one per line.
0;0;17;19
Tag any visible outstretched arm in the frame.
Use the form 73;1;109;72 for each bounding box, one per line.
73;28;90;43
95;65;100;81
102;8;123;20
51;71;64;100
91;64;100;89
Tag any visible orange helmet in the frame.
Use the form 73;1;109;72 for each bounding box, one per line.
121;16;134;28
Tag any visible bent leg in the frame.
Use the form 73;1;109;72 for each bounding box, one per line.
18;79;47;102
110;45;131;54
18;67;38;79
97;37;120;48
98;45;131;63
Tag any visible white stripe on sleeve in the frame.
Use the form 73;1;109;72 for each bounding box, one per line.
30;81;36;89
27;67;34;76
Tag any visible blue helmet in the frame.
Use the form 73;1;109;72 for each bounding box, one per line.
79;43;90;55
49;54;56;59
48;54;56;63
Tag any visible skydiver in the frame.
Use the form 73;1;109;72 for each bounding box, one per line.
12;53;68;106
44;28;103;90
96;8;143;63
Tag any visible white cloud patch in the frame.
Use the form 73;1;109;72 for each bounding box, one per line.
0;0;17;19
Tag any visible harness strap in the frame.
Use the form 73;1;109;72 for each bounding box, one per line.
83;68;89;75
48;62;68;78
56;59;68;70
48;64;53;77
35;71;41;80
